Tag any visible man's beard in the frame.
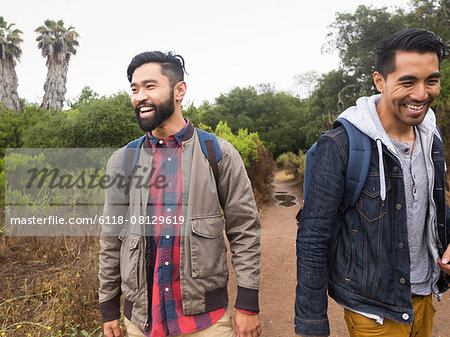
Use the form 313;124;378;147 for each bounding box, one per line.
135;90;175;132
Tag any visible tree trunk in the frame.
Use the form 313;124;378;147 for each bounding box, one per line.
41;52;69;111
0;55;21;111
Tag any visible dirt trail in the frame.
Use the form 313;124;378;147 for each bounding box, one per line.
228;171;450;337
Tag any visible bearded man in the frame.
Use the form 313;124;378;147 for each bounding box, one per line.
99;51;261;337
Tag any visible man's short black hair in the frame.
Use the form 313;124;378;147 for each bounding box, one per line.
127;51;186;87
375;28;446;78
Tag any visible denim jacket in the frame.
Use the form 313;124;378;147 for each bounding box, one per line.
295;97;449;336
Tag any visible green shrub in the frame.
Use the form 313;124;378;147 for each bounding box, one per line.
214;121;259;168
276;150;307;187
23;93;142;148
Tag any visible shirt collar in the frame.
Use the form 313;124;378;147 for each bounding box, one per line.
147;119;191;146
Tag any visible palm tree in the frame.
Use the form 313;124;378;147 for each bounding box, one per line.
35;19;79;111
0;16;22;111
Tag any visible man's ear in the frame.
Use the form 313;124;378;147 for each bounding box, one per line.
373;71;385;93
174;81;187;101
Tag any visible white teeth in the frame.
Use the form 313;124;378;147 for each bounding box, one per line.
405;104;425;111
140;106;153;112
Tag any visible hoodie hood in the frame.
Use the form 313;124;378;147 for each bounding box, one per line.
337;94;439;201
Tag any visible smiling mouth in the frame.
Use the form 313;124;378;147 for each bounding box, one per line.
139;105;155;117
403;103;427;114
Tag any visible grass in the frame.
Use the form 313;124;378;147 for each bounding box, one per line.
0;235;103;336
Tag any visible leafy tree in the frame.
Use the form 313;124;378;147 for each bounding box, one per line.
214;121;259;168
23;92;142;148
68;86;99;109
307;69;360;129
35;20;79;111
0;104;50;155
0;16;22;111
324;5;407;95
293;71;320;99
405;0;450;49
310;0;449;127
185;84;321;156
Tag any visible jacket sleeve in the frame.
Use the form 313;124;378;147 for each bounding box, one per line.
217;139;261;313
295;134;346;336
98;150;128;322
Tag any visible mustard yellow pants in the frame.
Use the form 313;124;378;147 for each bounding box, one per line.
344;295;436;337
124;310;235;337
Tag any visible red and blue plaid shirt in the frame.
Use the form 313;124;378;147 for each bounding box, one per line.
144;120;225;337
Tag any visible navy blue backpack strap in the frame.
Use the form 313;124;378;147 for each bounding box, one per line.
333;118;371;209
121;135;147;173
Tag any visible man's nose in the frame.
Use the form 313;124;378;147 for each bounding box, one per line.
410;83;428;102
136;89;149;103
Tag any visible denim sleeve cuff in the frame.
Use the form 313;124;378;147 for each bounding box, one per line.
99;291;121;322
294;315;329;336
234;286;259;312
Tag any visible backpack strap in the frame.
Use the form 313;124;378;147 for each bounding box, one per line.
121;135;147;175
297;119;371;223
196;128;222;188
333;118;371;209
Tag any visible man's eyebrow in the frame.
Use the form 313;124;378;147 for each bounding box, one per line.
130;79;159;87
397;72;442;82
397;75;418;82
427;72;442;79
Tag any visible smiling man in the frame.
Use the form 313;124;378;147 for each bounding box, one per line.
99;51;261;337
295;29;450;337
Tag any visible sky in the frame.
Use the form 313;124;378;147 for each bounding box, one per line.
3;0;411;107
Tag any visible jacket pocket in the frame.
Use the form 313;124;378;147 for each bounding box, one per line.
190;215;228;278
345;229;358;281
119;227;140;300
357;175;391;222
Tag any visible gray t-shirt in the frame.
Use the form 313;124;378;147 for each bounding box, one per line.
389;128;432;295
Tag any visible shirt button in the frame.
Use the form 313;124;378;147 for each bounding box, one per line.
393;166;399;172
399;277;406;285
168;157;172;161
402;313;409;320
398;242;404;249
165;287;169;292
404;148;409;153
165;261;169;266
396;204;402;210
159;140;164;144
165;235;170;239
167;182;172;186
167;208;171;212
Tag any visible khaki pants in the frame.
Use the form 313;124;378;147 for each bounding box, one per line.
124;310;235;337
344;294;436;337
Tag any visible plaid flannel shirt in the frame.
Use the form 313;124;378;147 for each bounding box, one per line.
143;120;225;337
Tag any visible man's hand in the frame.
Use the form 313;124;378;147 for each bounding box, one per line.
103;319;125;337
437;244;450;276
234;310;261;337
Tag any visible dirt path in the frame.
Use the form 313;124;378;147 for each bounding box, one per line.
228;171;450;337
